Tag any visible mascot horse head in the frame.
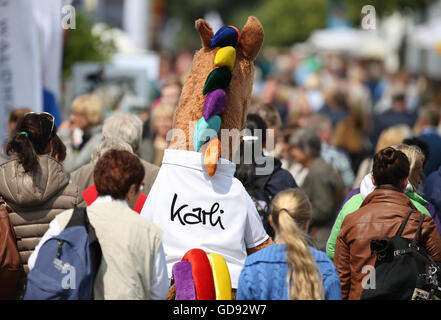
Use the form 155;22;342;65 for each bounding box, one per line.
168;17;264;175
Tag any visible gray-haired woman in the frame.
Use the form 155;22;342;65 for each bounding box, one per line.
289;128;344;250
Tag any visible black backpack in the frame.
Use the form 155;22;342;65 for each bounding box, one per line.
361;209;441;300
247;174;274;239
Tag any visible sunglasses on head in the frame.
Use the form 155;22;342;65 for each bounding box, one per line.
25;112;55;138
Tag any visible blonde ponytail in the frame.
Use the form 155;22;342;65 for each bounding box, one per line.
272;189;324;300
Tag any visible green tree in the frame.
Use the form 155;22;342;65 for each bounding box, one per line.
164;0;437;49
166;0;260;49
256;0;327;47
166;0;327;48
62;10;116;79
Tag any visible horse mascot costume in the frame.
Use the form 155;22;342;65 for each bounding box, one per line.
140;16;271;300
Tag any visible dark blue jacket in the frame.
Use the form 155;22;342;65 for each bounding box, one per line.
419;131;441;177
264;157;298;198
371;109;417;147
424;166;441;225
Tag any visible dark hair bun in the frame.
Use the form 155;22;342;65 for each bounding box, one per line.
373;147;410;188
379;147;397;166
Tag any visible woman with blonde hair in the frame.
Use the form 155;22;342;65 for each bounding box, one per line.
392;143;425;192
237;188;341;300
353;124;412;189
58;93;105;172
391;143;441;235
139;103;175;166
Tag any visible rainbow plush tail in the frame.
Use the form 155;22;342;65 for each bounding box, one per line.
172;248;232;300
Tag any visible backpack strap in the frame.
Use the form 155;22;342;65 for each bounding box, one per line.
396;209;415;237
66;207;102;277
249;174;272;202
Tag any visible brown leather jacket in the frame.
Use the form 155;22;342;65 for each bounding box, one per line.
334;186;441;300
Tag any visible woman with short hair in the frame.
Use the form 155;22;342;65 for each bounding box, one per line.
58;93;105;172
139;103;175;166
30;150;168;300
289;128;344;250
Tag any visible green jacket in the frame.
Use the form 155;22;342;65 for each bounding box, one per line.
326;190;431;261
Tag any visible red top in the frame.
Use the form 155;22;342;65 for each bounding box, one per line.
82;185;147;214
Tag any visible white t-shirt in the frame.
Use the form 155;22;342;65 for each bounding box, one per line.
140;149;269;288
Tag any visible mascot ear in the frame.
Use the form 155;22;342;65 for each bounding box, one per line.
238;16;264;61
195;19;214;48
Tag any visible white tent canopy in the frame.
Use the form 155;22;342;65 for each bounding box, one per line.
307;28;389;59
411;19;441;51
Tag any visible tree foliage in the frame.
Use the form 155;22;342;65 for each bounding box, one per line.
166;0;259;49
165;0;437;49
257;0;327;47
62;10;116;79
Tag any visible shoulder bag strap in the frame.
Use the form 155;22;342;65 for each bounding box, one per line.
397;209;415;237
412;213;425;244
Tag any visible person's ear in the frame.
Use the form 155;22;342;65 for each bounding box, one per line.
302;219;310;233
126;184;138;209
402;177;409;191
371;174;376;186
7;121;16;134
129;183;137;194
269;215;275;229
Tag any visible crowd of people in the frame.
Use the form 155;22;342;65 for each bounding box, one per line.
1;49;441;300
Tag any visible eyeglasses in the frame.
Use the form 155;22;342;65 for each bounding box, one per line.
25;112;55;138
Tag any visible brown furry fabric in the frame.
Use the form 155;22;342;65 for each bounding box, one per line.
169;17;264;161
166;283;176;300
246;238;274;255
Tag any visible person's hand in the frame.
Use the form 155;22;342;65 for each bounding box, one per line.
139;111;149;123
59;120;73;131
72;128;84;147
154;136;169;150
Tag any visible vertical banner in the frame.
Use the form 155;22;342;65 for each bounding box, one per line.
123;0;151;51
0;0;42;144
0;0;65;147
33;0;63;125
34;0;66;128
